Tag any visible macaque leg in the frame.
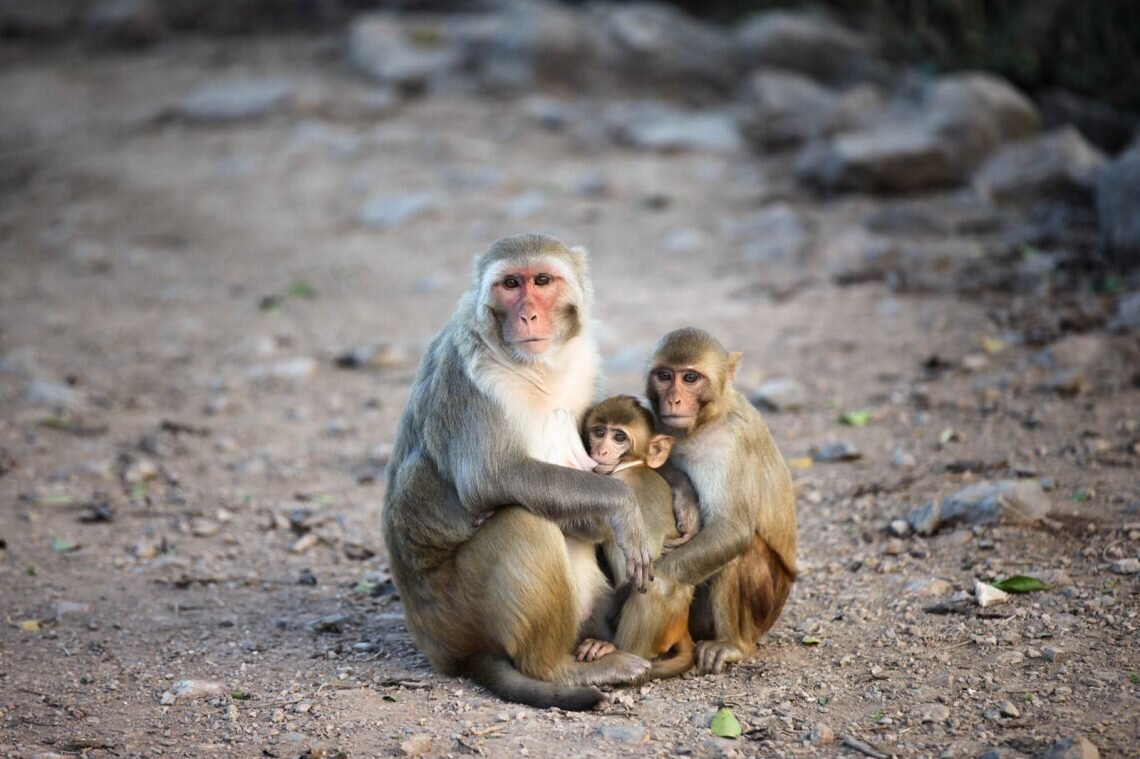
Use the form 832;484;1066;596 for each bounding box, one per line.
457;508;649;686
689;536;794;675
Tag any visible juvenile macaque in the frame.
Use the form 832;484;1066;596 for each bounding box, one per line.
575;395;699;680
382;234;654;710
643;327;797;675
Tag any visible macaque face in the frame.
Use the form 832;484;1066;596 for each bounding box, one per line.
490;266;569;358
649;365;709;432
587;423;633;475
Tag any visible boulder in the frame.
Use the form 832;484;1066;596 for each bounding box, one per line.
1096;144;1140;269
907;479;1051;535
604;101;742;153
735;9;879;84
737;71;838;151
797;72;1039;193
346;13;464;94
973;126;1106;202
595;2;740;99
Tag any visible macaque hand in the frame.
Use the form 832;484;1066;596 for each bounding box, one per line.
661;530;695;553
611;500;653;592
574;638;616;662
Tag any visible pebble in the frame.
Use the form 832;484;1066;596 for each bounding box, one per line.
812;441;862;462
892;447;917;469
908;577;954;599
751;378;808;412
918;703;951;723
160;679;227;704
998;700;1021;718
809;722;835;744
172;78;294;123
1044;646;1067;663
1039;736;1100;759
1109;558;1140;574
597;723;649;744
399;734;432;757
246;357;319;382
975;579;1011;608
888;519;911;537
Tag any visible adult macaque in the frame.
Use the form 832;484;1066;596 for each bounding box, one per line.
575;395;699;680
643;327;797;675
382;234;654;711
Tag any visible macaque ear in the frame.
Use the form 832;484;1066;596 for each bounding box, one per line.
726;352;743;386
645;434;674;469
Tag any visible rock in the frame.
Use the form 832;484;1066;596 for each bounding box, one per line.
888;519;911;537
892;447;917;469
737;71;838;152
399;734;432;757
160;679;227;705
1044;646;1067;663
809;722;835;744
998;700;1021;718
84;0;162;47
812;441;862;463
334;343;409;371
1035;334;1106;372
171;78;294;124
596;3;739;98
907;577;953;599
751;378;807;412
974;579;1011;608
346;14;462;94
735;9;879;84
908;479;1051;535
1039;736;1100;759
246;357;318;383
1110;558;1140;574
973;127;1106;202
604;101;742;153
358;192;439;229
24;380;83;411
1096;145;1140;269
1108;291;1140;332
918;703;951;723
798;72;1039;194
1040;89;1137;154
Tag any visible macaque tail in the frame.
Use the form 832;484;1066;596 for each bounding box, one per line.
461;654;603;711
648;635;695;680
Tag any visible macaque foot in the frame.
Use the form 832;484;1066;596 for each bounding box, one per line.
694;640;749;675
566;650;651;686
574;638;616;662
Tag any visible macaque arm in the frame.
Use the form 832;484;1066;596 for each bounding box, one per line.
657;462;700;550
654;515;751;587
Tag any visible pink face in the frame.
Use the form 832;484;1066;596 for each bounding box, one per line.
587;423;633;475
491;266;567;356
648;365;708;432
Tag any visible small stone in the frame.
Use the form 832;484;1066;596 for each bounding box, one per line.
888;519;911;537
172;79;293;123
892;447;917;469
809;722;834;744
1110;558;1140;574
190;517;222;538
918;703;951;723
1044;647;1067;663
246;357;318;383
597;723;649;744
1039;736;1100;759
812;441;862;462
399;734;432;757
975;579;1011;608
998;700;1021;718
160;679;227;705
908;577;954;599
294;701;312;714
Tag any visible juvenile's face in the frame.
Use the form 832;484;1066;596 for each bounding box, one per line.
587;423;633;475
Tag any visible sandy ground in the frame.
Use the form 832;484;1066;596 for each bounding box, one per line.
0;38;1137;758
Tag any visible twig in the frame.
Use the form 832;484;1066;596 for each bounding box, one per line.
843;734;892;759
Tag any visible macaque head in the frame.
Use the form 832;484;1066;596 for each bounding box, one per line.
471;234;591;364
584;395;673;475
646;328;741;433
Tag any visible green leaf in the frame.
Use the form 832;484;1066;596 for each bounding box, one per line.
710;707;741;739
801;635;822;645
288;281;317;299
354;581;377;595
1071;489;1092;502
870;711;885;721
839;409;873;427
231;690;251;700
50;537;80;554
991;576;1049;594
817;695;830;706
1129;673;1139;685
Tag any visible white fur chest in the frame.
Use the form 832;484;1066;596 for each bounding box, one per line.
671;422;736;517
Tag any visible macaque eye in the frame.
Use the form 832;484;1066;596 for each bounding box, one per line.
534;273;552;286
683;371;701;384
502;275;521;289
591;427;605;439
613;431;628;443
655;369;673;383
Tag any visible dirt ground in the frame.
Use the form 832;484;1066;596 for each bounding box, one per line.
0;38;1137;758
